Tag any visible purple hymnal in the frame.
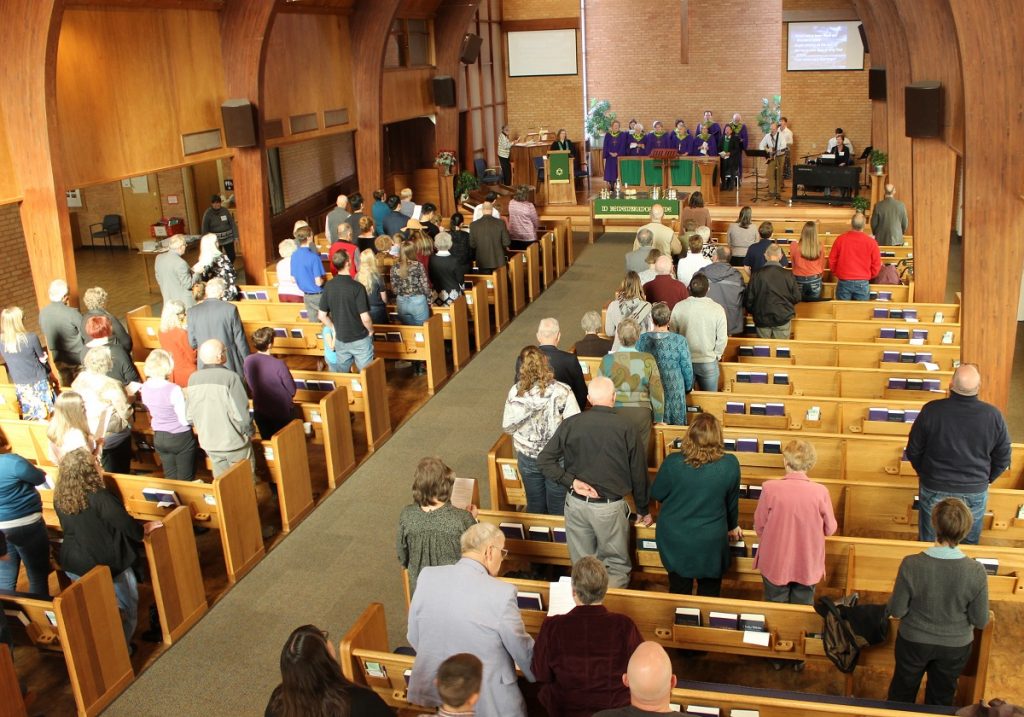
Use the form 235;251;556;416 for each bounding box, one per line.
517;592;543;611
750;403;767;416
675;607;701;626
904;309;918;320
709;611;740;630
873;308;889;318
772;373;789;385
776;346;791;358
499;522;525;540
736;438;758;452
753;345;771;357
912;329;928;340
878;291;893;301
736;372;752;383
273;328;287;338
552;527;567;544
868;407;888;422
766;402;785;416
915;352;933;363
748;485;763;500
904;410;920;423
725;402;746;414
750;372;769;384
299;309;309;320
887;410;905;422
738;345;755;356
888;377;907;390
879;327;897;339
294;379;308;391
923;379;942;391
882;351;899;363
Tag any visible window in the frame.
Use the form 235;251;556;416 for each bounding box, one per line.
385;18;434;69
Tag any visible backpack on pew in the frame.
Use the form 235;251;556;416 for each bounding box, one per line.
814;595;889;673
957;700;1024;717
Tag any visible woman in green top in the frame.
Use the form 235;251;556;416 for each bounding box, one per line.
396;457;477;596
650;413;741;596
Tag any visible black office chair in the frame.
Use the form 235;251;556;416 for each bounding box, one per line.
574;151;591;190
475;158;502;185
88;215;126;249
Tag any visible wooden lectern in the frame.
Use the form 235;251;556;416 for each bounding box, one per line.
694;157;719;205
543;150;576;206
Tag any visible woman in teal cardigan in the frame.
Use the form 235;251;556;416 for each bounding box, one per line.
651;413;741;596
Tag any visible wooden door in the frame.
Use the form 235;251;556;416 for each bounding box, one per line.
119;174;161;248
191;159;222;210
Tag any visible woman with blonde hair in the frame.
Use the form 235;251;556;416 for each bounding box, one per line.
356;249;389;324
728;205;757;264
71;346;133;473
502;345;580;515
47;391;101;463
396;456;478;596
140;349;197;480
408;227;434;284
651;413;741;596
192;233;239;300
603;271;653;351
275;238;304;304
0;306;55;420
356;215;376;253
158;300;197;387
790;221;825;300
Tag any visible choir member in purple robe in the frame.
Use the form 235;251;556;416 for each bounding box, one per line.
729;114;750;150
628;124;648;156
644;121;672;153
671;120;694;155
602;120;629;185
690;124;718;156
695;110;722;144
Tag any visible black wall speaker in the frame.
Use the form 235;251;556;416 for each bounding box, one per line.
905;81;943;138
869;68;887;101
857;23;869;54
221;99;257;148
432;76;457;108
460;33;483;64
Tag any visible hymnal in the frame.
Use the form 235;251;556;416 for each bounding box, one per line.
915;352;933;363
775;346;791;358
868;407;888;422
977;558;999;576
273;328;287;338
517;592;544;611
547;577;575;616
912;329;929;340
403;669;412;686
899;352;916;364
750;372;769;384
751;543;759;556
675;607;701;626
748;485;763;500
766;403;785;416
906;378;924;391
890;309;904;319
750;403;767;416
373;332;388;342
739;613;767;632
736;438;758;453
639;539;658;551
912;494;920;509
894;328;911;340
873;308;889;318
888;378;907;390
738;345;755;356
529;526;552;542
738;484;749;499
881;251;896;257
708;611;740;630
290;328;303;339
772;373;789;385
499;522;525;540
255;291;269;301
904;410;920;423
753;345;771;357
878;292;893;301
299;310;309;320
552;528;567;544
725;401;746;414
879;327;897;339
387;332;403;343
903;309;918;320
923;379;942;391
293;379;307;390
142;488;180;508
729;540;746;557
673;437;684;449
882;351;899;363
941;331;954;344
685;707;720;716
723;438;737;451
736;372;751;383
887;410;905;423
731;711;760;717
364;661;387;678
763;440;782;454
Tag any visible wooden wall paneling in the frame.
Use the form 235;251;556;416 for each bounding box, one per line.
351;0;402;196
381;67;436;125
162;9;230;139
909;141;957;303
220;0;277;283
0;104;19;203
0;0;79;309
948;0;1024;410
433;0;481;177
854;1;888;160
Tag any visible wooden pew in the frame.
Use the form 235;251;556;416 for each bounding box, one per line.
553;217;570;277
1;566;133;716
0;418;52;466
466;265;510;333
142;506;208;644
538;230;556;289
506;245;527;316
718;362;953;400
724;337;961;372
512;242;541;302
788;318;960;345
432;296;471;369
462;281;492;351
0;645;27;717
257;419;315;533
292;361;391;453
796;300;959;322
371;315;449;394
0;383;21;420
818;282;913;302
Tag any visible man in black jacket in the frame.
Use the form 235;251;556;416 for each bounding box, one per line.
697;246;746;335
469;194;510;272
514;318;588;410
907;364;1011;544
745;244;800;339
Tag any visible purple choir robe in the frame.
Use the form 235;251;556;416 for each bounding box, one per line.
627;132;648;156
602;131;630;183
697;120;722;143
689;134;718;157
729;122;750;151
644;131;672;153
670;131;693;155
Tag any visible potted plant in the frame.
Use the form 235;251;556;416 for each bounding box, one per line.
586;99;617;149
869;149;888;175
454;170;479;202
851;196;870;214
757;95;782;133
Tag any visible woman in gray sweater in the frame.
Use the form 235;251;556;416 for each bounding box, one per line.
886;497;989;706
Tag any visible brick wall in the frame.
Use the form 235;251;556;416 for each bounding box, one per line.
781;0;872;163
278;132;355;208
156;168;187;222
503;0;585;142
72;181;126;247
585;0;782;153
0;203;39;331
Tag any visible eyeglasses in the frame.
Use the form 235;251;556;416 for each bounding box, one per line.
490;546;509;560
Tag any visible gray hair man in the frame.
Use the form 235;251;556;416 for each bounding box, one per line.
634;204;682;257
187;339;255;479
513;317;587;409
870;183;909;246
906;364;1011;545
39;278;85;383
187;277;250;376
538;376;652;588
155;234;196;308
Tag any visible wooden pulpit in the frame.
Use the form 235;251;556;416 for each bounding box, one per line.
695;157;719;205
544;150;576;205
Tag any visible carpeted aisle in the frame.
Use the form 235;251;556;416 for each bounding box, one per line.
104;231;633;716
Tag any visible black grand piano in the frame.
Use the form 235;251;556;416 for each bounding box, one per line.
792;164;862;205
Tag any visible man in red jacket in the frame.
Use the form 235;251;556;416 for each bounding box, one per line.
828;213;881;300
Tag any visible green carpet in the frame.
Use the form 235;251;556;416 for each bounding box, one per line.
104;231;633;716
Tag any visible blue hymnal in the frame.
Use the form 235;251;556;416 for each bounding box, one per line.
765;403;785;416
915;352;932;363
273;328;287;338
903;309;918;320
739;613;767;632
750;403;767;416
753;345;771;357
763;440;782;454
725;402;746;414
499;522;525;540
887;410;905;422
772;373;789;385
552;528;567;544
299;310;309;320
888;377;907;389
890;309;904;319
912;329;928;340
738;484;749;499
923;379;942;391
290;328;303;339
517;592;543;611
906;378;924;391
729;540;746;557
882;351;899;363
879;327;897;339
736;438;758;452
868;407;888;421
895;328;911;340
878;292;893;301
723;438;737;451
776;346;791;358
899;352;916;363
294;379;307;390
738;346;755;356
873;308;889;319
256;291;269;301
748;485;763;499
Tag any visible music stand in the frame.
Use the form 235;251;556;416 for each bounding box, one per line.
746;149;771;202
859;145;873;188
650;149;678;194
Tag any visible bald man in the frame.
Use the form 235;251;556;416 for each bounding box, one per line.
538;376;652;588
870;183;909;246
593;641;677;715
906;364;1010;544
513;318;587;409
187;339;255;478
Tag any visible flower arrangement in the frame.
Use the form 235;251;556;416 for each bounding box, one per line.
434;150;457;173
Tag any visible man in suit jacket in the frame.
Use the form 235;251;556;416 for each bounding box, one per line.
469;195;510;272
38;279;85;385
870;184;909;246
626;228;655;275
408;522;535;716
187;278;250;376
514;318;588;409
154;235;195;308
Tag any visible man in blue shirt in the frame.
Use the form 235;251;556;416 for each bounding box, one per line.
743;221;789;273
382;194;408;236
290;225;326;320
371;189;389;232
